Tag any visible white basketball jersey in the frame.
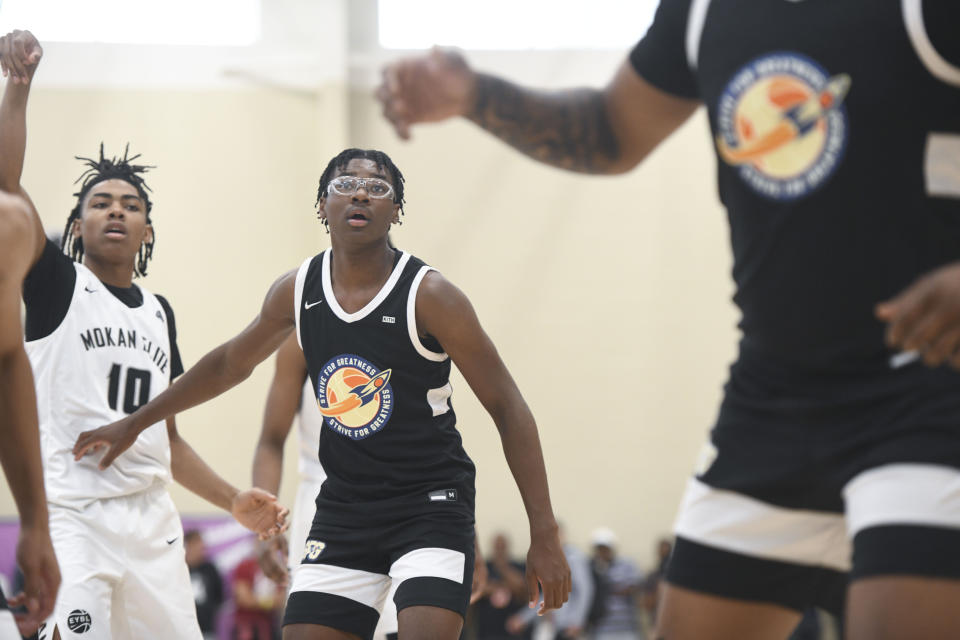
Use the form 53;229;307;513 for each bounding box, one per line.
25;263;173;507
297;377;327;484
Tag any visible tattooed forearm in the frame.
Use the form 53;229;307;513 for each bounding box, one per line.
467;73;620;174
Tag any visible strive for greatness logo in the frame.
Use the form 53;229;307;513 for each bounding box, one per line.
715;52;850;201
315;354;394;440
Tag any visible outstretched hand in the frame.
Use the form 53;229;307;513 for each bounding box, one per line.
232;488;289;541
876;262;960;368
525;529;571;615
376;47;476;140
0;29;42;85
8;524;60;636
73;417;140;469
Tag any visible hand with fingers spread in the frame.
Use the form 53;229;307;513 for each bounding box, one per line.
256;535;290;587
232;488;289;541
72;416;140;469
0;29;42;85
525;527;571;615
875;262;960;368
376;47;477;140
9;522;61;636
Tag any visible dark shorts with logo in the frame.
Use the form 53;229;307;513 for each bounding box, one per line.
283;493;475;640
667;355;960;615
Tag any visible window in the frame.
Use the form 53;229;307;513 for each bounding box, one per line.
0;0;261;46
378;0;658;50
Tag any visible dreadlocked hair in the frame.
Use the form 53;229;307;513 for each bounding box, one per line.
62;143;156;277
316;148;406;231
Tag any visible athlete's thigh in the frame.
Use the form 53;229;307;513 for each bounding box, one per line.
844;463;960;640
112;490;201;640
285;515;392;640
396;605;463;640
43;505;121;640
284;624;363;640
656;583;801;640
386;511;474;625
668;477;849;616
847;576;960;640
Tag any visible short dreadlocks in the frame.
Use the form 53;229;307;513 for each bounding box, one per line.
62;143;156;277
316;149;406;230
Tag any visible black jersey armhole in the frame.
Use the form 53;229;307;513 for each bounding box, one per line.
23;239;77;341
156;294;185;381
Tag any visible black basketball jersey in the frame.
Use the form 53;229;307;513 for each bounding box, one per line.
294;249;476;508
631;0;960;378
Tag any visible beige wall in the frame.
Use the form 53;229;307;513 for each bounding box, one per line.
1;81;740;568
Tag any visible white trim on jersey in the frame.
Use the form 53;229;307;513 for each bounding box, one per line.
673;478;851;571
406;266;448;363
322;249;412;323
685;0;713;71
426;384;453;417
290;564;391;610
902;0;960;88
294;255;313;350
925;133;960;199
843;463;960;536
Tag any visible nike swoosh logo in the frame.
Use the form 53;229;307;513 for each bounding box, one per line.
84;286;97;293
166;537;178;545
304;299;323;309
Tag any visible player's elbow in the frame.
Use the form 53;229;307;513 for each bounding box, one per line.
0;193;33;257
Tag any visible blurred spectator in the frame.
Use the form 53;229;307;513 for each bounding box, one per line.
471;533;530;640
232;552;284;640
640;537;672;623
185;529;224;640
507;523;593;639
588;528;643;640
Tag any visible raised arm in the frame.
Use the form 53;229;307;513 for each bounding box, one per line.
0;191;60;633
378;48;699;174
73;270;299;468
0;29;45;267
416;270;571;613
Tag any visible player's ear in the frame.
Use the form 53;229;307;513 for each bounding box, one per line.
71;217;82;239
391;203;400;225
317;196;328;222
143;224;154;246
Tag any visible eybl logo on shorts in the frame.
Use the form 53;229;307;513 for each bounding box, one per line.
316;354;394;440
67;609;92;633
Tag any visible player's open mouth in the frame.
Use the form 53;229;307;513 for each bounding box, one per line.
347;210;369;226
104;224;127;238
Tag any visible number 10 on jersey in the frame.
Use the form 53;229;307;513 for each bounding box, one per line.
107;363;152;414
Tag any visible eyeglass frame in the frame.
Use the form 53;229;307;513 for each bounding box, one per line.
326;176;396;200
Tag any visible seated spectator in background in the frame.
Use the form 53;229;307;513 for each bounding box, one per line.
507;523;594;639
640;537;672;623
232;551;284;640
471;532;530;640
589;528;643;640
185;530;224;640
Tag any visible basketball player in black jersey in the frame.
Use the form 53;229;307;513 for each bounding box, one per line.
0;29;287;639
0;190;60;637
75;148;572;640
375;2;960;639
